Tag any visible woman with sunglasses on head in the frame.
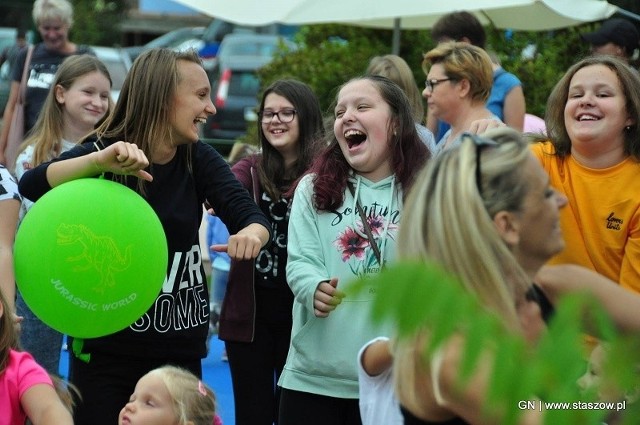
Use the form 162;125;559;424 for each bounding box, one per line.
218;79;325;425
423;42;501;155
394;128;566;424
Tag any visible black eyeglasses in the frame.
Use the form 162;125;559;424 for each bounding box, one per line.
424;78;453;92
462;132;499;196
259;109;297;123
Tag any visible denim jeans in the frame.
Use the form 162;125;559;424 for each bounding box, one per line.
210;266;230;313
16;291;63;375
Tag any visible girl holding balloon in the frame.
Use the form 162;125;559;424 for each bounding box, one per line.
18;48;271;425
12;54;113;376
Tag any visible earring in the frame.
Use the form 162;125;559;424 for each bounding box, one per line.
625;125;632;131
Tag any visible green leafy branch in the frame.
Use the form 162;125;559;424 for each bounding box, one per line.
350;261;640;425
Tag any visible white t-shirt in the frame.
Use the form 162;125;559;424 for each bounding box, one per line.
357;337;403;425
15;139;77;220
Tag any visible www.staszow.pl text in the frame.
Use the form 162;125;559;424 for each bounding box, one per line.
518;400;626;412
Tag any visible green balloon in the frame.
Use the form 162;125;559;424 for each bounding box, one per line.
15;178;168;338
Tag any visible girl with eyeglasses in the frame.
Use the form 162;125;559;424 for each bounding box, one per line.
218;79;325;425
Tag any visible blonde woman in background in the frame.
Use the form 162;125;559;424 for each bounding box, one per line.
394;128;567;424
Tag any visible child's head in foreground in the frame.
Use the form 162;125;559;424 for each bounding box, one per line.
119;365;216;425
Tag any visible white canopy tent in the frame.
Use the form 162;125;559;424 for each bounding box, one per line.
173;0;620;53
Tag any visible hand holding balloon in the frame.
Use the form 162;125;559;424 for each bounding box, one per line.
44;142;153;189
93;141;153;182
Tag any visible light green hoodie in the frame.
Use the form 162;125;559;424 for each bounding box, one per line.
279;173;400;398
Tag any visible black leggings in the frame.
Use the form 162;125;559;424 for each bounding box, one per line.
278;388;362;425
224;287;292;425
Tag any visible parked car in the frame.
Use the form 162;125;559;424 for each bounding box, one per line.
124;26;205;62
0;61;12;115
91;46;132;102
198;19;298;70
201;34;297;144
215;33;297;71
202;55;265;142
0;27;34;114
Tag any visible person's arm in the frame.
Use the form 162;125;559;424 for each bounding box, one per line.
435;336;542;425
0;81;21;164
502;85;526;132
21;384;73;425
223;222;270;260
285;175;340;315
361;338;392;376
469;118;506;134
535;264;640;333
0;197;19;315
43;141;152;187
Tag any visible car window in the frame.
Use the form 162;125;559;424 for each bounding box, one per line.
229;71;259;97
226;42;278;57
101;58;128;90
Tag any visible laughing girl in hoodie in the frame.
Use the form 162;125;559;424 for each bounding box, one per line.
278;75;430;425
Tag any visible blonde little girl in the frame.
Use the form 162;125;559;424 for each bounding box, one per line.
119;365;221;425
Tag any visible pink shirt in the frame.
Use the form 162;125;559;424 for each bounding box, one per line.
0;349;53;425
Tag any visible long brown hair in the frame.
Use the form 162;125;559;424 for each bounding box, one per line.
92;48;203;194
17;54;112;168
256;79;324;200
308;75;430;211
0;289;18;372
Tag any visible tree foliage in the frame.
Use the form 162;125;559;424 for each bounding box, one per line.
350;261;640;425
257;24;428;115
69;0;128;46
257;22;606;124
485;26;591;118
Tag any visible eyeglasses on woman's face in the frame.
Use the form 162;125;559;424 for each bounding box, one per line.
424;78;453;92
259;109;297;123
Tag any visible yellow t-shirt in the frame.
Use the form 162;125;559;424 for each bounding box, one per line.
531;141;640;293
